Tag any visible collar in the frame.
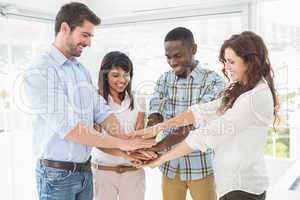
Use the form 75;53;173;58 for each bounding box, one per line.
49;45;78;68
189;60;201;78
175;60;201;80
108;92;130;108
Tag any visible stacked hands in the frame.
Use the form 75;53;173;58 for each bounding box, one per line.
95;113;166;168
95;113;194;168
123;113;165;168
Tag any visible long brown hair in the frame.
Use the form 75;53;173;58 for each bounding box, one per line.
219;31;279;126
98;51;134;110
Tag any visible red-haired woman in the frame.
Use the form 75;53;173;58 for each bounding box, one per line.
137;31;279;200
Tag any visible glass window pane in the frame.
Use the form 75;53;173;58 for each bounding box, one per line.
0;44;8;70
260;0;300;159
86;13;242;93
12;45;32;69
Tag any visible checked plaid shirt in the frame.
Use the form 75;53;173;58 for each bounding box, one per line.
149;61;225;181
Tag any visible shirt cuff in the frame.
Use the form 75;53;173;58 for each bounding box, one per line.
185;129;208;152
189;105;206;128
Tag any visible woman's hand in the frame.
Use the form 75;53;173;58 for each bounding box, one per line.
141;156;164;168
130;124;163;139
118;138;156;151
126;150;158;168
123;153;144;167
141;141;194;168
131;149;158;160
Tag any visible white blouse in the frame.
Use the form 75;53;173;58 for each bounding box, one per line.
91;92;146;166
185;81;273;198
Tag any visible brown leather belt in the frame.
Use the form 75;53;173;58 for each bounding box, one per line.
40;158;91;172
92;163;138;174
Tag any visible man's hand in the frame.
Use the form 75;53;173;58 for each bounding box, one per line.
140;156;164;168
128;149;158;161
122;150;152;168
147;113;164;127
146;141;166;153
126;150;158;168
123;153;144;167
94;123;102;132
136;112;164;139
118;138;156;151
123;113;164;139
147;125;194;152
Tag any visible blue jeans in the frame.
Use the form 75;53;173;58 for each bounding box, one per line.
35;162;93;200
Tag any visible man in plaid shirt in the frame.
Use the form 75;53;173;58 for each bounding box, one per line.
148;27;225;200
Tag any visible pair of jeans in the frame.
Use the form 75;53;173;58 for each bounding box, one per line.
220;190;266;200
35;162;93;200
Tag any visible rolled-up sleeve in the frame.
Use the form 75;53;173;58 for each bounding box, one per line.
23;66;82;139
185;129;208;151
189;98;221;128
185;91;270;151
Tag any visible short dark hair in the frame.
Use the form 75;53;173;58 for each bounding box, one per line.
98;51;134;110
164;27;195;47
55;2;101;36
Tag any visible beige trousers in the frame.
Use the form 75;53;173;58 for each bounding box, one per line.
162;171;216;200
92;168;145;200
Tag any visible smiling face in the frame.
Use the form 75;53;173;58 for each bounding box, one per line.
107;66;130;95
65;20;95;57
164;40;196;77
224;48;248;84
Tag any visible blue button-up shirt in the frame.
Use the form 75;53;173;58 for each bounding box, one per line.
150;61;225;181
23;46;111;162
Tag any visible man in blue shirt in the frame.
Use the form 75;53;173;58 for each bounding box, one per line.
23;2;154;200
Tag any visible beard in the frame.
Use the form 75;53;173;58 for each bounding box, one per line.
65;37;82;57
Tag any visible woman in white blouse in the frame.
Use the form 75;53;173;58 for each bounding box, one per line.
91;51;157;200
137;31;279;200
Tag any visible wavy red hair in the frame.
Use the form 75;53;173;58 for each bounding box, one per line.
219;31;279;126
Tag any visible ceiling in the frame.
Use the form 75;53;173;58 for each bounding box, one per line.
0;0;255;18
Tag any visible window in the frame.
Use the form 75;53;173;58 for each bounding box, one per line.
0;17;53;200
259;0;300;159
86;13;243;87
81;13;243;117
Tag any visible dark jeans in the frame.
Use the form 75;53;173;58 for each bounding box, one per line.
220;190;266;200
